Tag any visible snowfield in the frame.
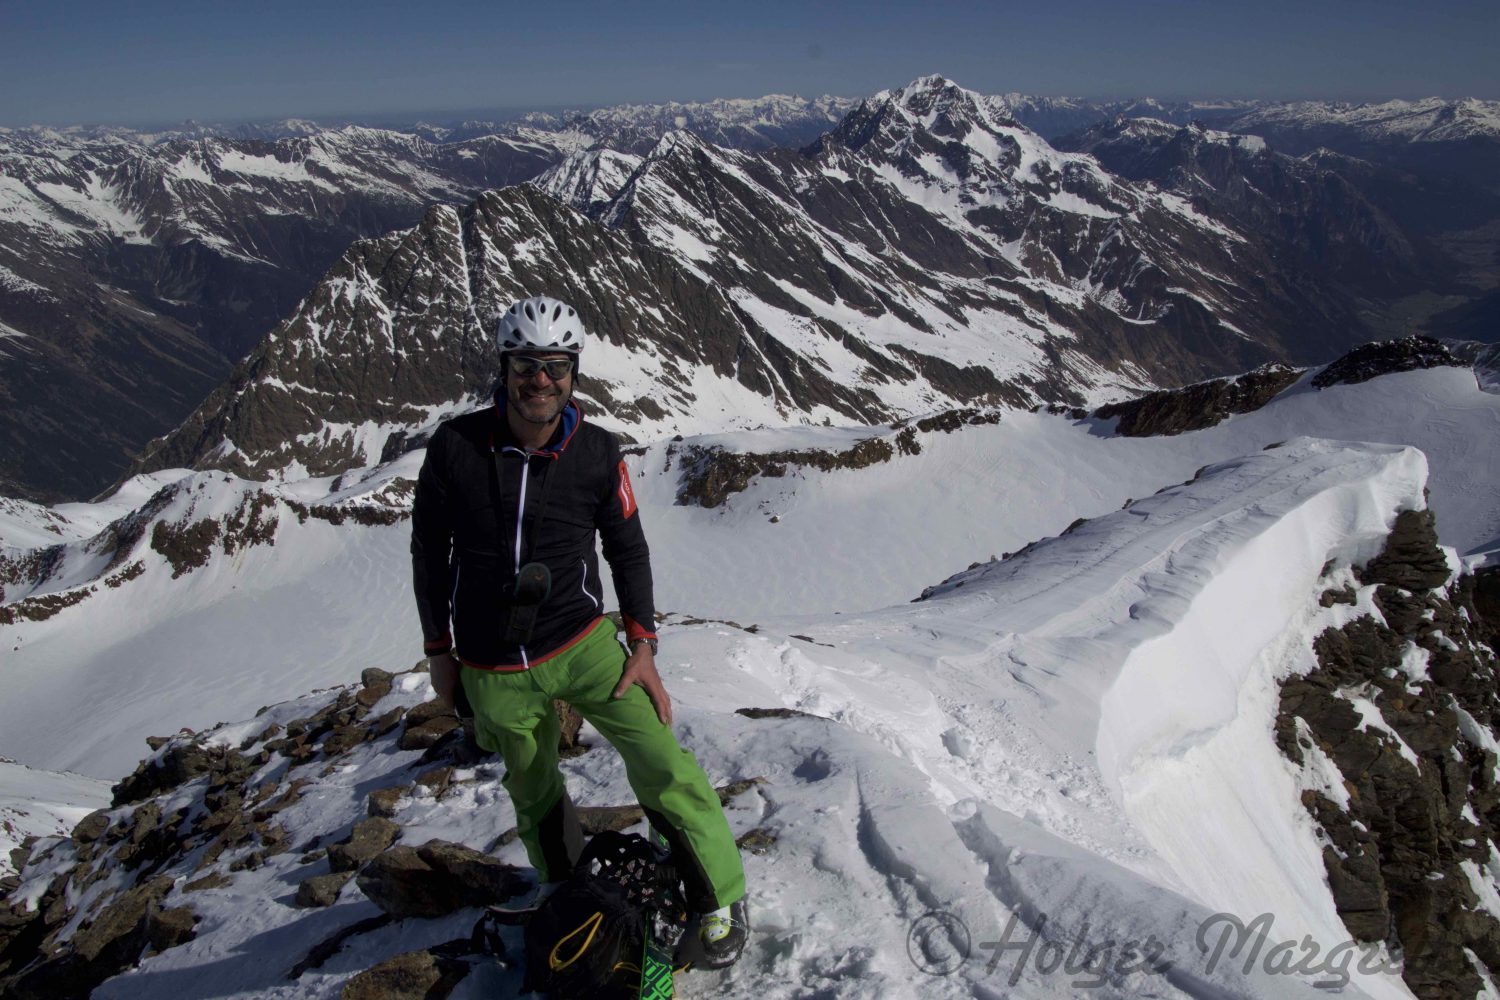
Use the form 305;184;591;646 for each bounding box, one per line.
2;364;1497;998
1;367;1496;779
12;436;1429;999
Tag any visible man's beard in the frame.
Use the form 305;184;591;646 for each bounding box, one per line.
508;381;571;425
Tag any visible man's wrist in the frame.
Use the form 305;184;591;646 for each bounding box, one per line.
629;637;658;655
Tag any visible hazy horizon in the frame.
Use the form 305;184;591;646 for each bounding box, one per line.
3;0;1495;129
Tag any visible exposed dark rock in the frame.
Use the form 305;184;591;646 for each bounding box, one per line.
149;516;221;578
339;948;471;1000
288;914;395;979
673;429;917;508
1312;336;1464;390
0;585;96;626
182;872;231;892
146;906;198;955
368;786;408;819
578;805;645;834
355;669;395;709
1357;509;1452;592
112;741;256;806
70;810;110;846
736;828;778;854
328;818;401;874
367;706;407;739
413;768;453;797
361;667;395;689
736;707;823;720
1;875;190;1000
1470;566;1500;653
398;717;462;751
1092;363;1301;436
555;700;585;757
1278;509;1500;999
321;724;371;757
715;777;769;804
0;900;48;978
1319;583;1358;607
402;699;456;730
354;685;391;709
7;839;35;875
295;871;356;908
355;841;528;918
249;778;308;823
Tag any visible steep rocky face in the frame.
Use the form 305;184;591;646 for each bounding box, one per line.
128;79;1475;489
610;79;1380;378
0;129;561;502
1092;362;1303;436
130;182;900;481
1278;510;1500;999
1059;119;1430;299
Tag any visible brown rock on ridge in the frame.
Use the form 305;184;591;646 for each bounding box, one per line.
328;818;401;873
356;840;529;918
340;948;471;1000
1093;362;1302;436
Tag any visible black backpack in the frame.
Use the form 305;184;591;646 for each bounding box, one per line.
520;830;685;998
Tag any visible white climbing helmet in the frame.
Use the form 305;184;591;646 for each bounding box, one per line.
496;296;585;355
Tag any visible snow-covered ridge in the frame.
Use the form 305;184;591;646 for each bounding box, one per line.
5;363;1497;786
3;432;1464;998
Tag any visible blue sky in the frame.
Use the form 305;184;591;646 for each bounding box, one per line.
2;0;1495;126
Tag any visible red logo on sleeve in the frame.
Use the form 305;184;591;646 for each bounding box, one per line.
617;459;637;519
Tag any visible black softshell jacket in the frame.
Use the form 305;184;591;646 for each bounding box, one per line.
411;400;657;669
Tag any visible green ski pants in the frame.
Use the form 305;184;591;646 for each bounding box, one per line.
460;618;746;912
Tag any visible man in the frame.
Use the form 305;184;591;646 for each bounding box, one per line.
411;295;748;968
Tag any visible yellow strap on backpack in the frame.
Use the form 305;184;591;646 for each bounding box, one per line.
550;911;605;971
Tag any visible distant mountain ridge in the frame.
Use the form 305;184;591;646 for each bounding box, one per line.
4;81;1499;502
127;77;1457;487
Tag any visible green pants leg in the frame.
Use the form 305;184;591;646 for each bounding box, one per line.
461;619;746;911
461;665;582;882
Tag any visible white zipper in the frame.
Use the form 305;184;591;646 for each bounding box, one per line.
512;453;529;575
580;558;599;610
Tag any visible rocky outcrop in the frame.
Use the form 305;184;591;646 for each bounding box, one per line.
339;948;472;1000
0;629;689;997
1277;509;1500;999
671;408;1000;508
1311;335;1465;389
1093;363;1301;436
356;841;529;918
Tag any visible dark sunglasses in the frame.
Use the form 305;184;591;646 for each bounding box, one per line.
509;357;575;380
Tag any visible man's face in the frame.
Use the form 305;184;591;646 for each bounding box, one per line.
505;352;574;426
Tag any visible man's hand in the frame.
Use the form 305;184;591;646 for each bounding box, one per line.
427;653;460;709
613;643;672;726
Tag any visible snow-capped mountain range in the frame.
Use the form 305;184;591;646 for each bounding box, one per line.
4;80;1499;503
112;76;1489;494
